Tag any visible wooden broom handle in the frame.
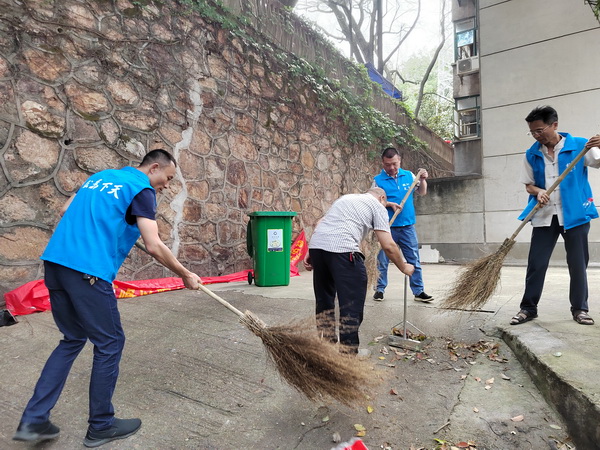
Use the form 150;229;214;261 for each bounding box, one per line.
133;241;245;318
198;284;245;318
510;144;594;240
388;168;426;225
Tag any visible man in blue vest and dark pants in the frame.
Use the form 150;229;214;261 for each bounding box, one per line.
372;147;433;303
511;106;600;326
13;149;203;447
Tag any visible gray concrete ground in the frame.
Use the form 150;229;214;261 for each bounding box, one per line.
1;263;599;449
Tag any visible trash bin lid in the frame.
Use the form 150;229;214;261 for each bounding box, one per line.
248;211;297;217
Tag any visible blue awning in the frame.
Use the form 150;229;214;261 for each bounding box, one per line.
365;62;402;100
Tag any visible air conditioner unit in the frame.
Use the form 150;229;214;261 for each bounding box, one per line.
457;56;479;75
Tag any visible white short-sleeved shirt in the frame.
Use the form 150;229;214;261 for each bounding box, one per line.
309;193;391;253
520;139;600;227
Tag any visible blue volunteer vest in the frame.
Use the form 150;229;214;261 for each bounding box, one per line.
374;168;416;226
42;166;154;282
518;132;598;230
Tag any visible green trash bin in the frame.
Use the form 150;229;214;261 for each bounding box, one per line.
246;211;297;287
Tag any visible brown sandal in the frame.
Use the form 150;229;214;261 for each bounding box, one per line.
510;310;537;325
573;311;594;325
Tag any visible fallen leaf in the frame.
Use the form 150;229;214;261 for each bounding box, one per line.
485;377;494;384
374;335;385;342
390;388;398;395
322;416;330;422
356;430;366;437
381;346;389;355
554;352;562;357
501;373;511;380
367;405;374;414
549;424;562;430
354;424;366;431
457;442;470;448
332;432;341;443
378;356;386;360
511;414;524;422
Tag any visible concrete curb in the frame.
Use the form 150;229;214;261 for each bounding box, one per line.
500;324;600;450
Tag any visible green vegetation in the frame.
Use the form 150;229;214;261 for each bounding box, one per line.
396;52;454;141
585;0;600;21
169;0;425;153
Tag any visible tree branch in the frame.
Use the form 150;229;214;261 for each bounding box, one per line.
415;0;447;119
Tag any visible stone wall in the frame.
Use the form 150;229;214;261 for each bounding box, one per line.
0;0;446;299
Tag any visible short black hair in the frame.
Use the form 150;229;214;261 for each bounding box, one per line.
525;105;558;125
139;149;177;168
381;147;400;159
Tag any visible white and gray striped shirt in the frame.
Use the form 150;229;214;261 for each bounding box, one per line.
309;193;391;253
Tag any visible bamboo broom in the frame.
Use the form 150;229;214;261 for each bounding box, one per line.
364;169;426;288
441;143;596;311
134;242;378;407
197;285;378;407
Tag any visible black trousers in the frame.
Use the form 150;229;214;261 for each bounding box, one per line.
309;249;367;351
520;215;590;315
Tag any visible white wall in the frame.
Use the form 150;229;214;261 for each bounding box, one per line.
479;0;600;245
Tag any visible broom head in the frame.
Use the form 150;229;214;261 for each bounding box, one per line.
240;311;380;408
441;238;516;311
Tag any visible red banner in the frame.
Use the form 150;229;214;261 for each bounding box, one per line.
4;231;309;316
290;230;307;268
4;280;50;316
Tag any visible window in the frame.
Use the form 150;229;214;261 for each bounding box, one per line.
455;18;477;60
455;96;480;139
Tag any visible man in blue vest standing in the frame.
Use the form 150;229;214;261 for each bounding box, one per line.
511;106;600;326
372;147;433;302
13;149;203;447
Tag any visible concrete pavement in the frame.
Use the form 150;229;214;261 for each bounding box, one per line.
1;262;599;449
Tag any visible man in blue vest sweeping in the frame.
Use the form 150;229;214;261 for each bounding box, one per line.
511;106;600;326
13;149;202;447
372;147;433;303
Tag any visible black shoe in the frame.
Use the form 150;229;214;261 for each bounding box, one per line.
373;291;384;301
414;292;434;302
13;421;60;441
83;418;141;448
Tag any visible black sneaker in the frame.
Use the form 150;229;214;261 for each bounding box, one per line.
13;421;60;441
373;291;384;301
414;292;434;302
83;418;141;448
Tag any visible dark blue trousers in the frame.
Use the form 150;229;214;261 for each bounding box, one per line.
309;249;367;352
20;261;125;430
520;215;590;315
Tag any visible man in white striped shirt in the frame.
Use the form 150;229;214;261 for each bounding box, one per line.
303;187;414;353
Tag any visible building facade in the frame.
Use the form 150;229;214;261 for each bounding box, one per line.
418;0;600;264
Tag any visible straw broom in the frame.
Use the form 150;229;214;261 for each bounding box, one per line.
441;144;594;311
134;242;378;407
364;169;426;289
198;285;378;407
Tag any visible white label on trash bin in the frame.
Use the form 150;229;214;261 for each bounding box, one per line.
267;229;283;252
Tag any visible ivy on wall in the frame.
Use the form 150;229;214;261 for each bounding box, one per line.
584;0;600;21
129;0;426;154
